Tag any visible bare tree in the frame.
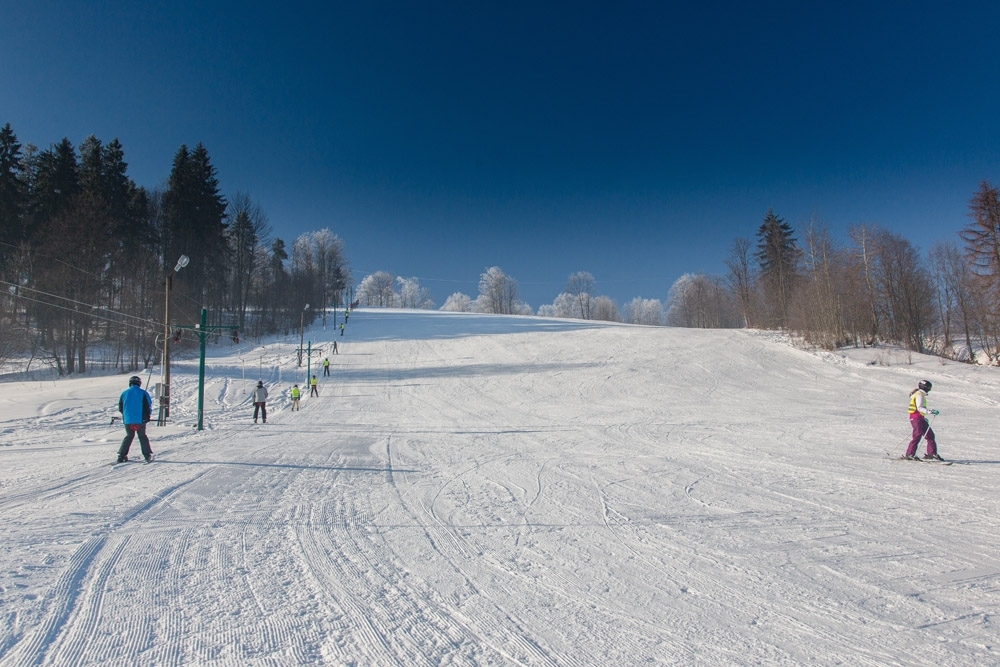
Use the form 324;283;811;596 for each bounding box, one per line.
960;181;1000;358
788;221;847;348
565;271;595;319
477;266;520;314
725;238;757;328
666;273;738;328
873;230;934;353
590;296;620;322
226;192;270;332
849;224;883;345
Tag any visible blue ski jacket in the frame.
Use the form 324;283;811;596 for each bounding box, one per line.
119;385;152;424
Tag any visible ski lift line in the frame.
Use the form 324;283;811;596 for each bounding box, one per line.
3;282;244;347
0;240;113;282
2;291;162;333
0;280;156;325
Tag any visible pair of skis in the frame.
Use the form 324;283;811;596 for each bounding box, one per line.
111;455;154;467
886;453;953;466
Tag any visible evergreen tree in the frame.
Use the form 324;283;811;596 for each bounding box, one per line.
163;143;227;316
29;138;79;245
0;123;26;266
755;209;800;328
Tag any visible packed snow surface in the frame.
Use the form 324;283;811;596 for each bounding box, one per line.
1;309;998;666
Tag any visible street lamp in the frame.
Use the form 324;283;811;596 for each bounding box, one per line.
298;303;309;367
158;254;189;425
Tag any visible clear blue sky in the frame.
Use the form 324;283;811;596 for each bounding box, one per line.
3;1;999;308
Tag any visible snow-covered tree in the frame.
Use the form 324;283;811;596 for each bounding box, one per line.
538;292;576;318
565;271;595;319
623;298;663;325
440;292;475;312
396;276;434;309
358;271;397;307
477;266;522;314
590;296;620;322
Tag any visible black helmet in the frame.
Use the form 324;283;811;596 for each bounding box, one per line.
918;380;932;392
257;380;264;387
129;376;142;387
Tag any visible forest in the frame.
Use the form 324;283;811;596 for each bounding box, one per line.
4;119;1000;377
0;123;350;376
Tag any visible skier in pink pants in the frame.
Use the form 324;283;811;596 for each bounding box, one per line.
905;380;942;460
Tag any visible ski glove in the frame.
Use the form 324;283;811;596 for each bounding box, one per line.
930;409;940;415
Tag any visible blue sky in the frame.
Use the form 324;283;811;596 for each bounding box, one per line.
3;1;999;308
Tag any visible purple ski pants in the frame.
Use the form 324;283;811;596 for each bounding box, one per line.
905;415;937;457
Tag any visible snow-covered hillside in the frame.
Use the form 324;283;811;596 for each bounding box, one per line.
1;309;998;666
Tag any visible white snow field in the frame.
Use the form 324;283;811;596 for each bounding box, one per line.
1;309;998;666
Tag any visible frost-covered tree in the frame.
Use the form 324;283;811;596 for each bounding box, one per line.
440;292;475;312
358;271;397;307
565;271;595;319
623;298;663;325
396;276;434;309
477;266;522;314
538;292;576;318
590;296;620;322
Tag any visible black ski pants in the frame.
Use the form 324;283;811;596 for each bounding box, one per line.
119;422;152;461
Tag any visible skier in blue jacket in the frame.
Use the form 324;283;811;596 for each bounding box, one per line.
117;375;153;463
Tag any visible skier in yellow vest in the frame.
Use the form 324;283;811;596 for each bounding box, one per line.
310;374;319;397
290;384;301;411
323;357;330;376
904;380;942;460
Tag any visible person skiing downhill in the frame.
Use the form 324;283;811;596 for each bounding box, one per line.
290;384;301;411
117;375;153;463
252;380;268;423
905;380;942;460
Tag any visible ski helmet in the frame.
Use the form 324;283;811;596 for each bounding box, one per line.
918;380;932;392
257;380;264;387
129;376;142;387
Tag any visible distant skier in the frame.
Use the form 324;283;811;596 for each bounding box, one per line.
310;374;319;397
290;384;301;411
340;323;345;336
904;380;942;460
323;357;331;376
332;340;338;355
252;380;268;423
117;375;153;463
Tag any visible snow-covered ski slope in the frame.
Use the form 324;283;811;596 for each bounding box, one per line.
1;309;998;666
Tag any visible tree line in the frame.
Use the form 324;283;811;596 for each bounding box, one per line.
357;184;1000;362
0;123;351;375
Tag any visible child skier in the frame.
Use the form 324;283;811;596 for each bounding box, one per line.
904;380;942;460
290;384;301;411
